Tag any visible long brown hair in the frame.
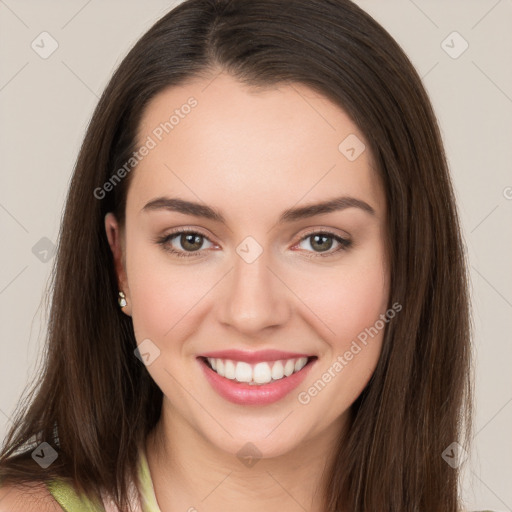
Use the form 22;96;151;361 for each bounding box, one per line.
0;1;473;510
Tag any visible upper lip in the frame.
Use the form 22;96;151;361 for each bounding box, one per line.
198;349;315;364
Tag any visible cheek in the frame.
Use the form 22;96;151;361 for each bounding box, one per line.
124;238;213;341
302;248;389;347
336;268;387;340
298;255;389;412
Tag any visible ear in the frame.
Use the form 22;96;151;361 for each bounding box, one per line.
105;212;132;316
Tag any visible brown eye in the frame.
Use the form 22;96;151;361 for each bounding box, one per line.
296;231;352;257
310;234;334;252
179;232;204;252
156;229;214;258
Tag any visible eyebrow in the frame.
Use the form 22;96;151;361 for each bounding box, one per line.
141;195;376;223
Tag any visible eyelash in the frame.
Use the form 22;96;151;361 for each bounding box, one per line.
155;227;352;259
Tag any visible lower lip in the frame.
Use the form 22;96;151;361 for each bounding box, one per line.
197;357;317;405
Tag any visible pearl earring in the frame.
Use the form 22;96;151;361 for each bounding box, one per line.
118;291;127;308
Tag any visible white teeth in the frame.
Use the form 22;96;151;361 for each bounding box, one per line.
205;356;311;385
271;360;284;380
295;357;308;372
253;362;272;384
224;359;236;379
283;359;295;377
235;361;253;382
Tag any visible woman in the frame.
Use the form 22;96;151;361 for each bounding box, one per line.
0;0;485;510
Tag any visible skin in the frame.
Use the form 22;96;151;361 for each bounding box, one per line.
105;71;390;512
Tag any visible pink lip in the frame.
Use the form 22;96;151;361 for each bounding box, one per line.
197;356;317;406
198;349;313;364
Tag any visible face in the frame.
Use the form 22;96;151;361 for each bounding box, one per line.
105;72;390;459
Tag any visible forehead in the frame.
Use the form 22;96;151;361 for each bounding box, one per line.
128;72;385;219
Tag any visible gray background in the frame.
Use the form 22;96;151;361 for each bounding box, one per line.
0;1;511;510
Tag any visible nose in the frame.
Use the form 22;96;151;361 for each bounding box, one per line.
217;249;290;336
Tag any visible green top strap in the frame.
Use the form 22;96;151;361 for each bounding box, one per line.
45;446;161;511
137;447;162;512
45;479;105;511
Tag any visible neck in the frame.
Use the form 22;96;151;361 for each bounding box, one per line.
145;398;350;512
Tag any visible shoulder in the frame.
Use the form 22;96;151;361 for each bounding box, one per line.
0;480;62;511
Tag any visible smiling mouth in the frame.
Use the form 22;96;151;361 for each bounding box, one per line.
199;355;317;386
